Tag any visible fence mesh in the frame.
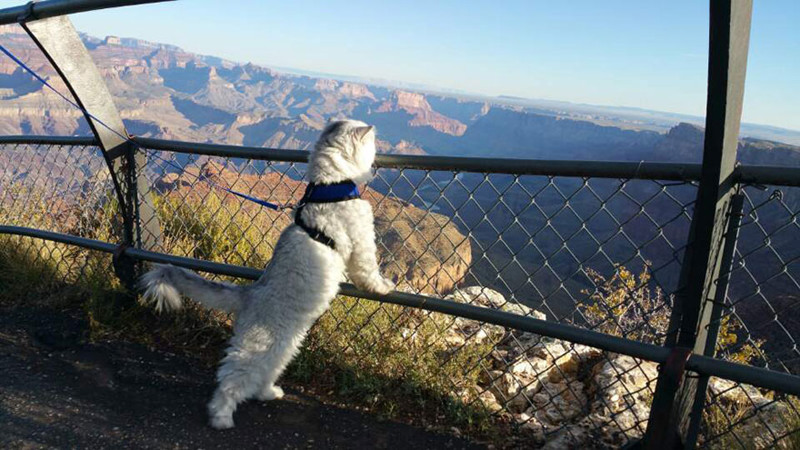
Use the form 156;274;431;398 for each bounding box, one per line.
0;142;118;284
700;379;800;448
1;141;799;448
718;186;800;374
132;147;700;446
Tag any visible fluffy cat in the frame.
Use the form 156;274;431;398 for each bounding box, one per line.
139;119;395;429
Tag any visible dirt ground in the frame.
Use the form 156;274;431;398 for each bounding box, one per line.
0;305;486;449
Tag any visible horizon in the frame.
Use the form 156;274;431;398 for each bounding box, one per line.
71;28;800;135
1;0;797;131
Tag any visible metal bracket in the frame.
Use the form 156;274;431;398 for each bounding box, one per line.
16;1;35;22
112;243;136;289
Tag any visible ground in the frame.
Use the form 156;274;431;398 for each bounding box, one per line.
0;306;485;449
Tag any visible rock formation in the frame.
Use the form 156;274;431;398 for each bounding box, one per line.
440;287;790;448
377;90;467;136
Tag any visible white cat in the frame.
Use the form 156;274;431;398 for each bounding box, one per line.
139;119;395;429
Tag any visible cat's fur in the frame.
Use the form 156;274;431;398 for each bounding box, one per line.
139;119;395;429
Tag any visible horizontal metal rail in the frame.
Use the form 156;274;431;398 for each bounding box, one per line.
0;135;97;146
735;164;800;187
4;135;800;185
2;224;800;397
3;135;704;180
135;136;704;181
0;0;172;26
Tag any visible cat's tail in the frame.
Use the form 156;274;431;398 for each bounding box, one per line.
138;264;246;314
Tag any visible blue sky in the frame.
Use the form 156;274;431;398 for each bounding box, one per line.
24;0;800;130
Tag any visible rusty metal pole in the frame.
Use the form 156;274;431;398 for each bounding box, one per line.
642;1;753;448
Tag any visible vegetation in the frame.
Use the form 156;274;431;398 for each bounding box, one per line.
0;188;500;440
578;265;799;448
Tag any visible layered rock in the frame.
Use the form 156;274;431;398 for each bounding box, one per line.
377;90;467;136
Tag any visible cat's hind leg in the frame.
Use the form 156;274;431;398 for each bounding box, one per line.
208;348;264;429
254;333;304;402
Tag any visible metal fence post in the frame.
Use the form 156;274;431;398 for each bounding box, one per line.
21;15;162;289
684;192;745;448
643;1;753;448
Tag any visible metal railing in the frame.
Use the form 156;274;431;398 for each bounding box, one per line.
2;136;799;448
1;0;798;448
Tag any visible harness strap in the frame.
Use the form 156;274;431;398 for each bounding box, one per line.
293;180;361;250
294;206;337;250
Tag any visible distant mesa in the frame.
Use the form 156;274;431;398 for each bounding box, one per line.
377;90;467;136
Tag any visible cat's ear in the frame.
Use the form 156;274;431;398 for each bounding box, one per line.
353;125;374;141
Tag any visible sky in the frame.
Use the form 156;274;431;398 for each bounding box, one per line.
7;0;798;130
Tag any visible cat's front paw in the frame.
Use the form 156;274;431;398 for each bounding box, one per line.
372;278;396;296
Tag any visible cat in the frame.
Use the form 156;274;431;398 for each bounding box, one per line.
139;119;395;429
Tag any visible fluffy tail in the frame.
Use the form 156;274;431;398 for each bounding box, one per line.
138;264;246;313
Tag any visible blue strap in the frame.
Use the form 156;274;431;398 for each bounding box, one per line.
304;181;361;204
0;44;129;144
220;187;284;210
0;43;286;212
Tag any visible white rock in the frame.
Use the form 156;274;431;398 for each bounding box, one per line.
708;378;770;408
590;354;658;437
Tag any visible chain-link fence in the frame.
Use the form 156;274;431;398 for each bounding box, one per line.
1;139;799;448
693;184;800;449
0;141;119;286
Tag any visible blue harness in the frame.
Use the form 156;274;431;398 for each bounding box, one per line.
295;180;361;249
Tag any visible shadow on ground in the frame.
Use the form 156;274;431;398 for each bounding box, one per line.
0;306;484;449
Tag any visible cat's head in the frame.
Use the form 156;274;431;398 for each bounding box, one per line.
307;119;377;184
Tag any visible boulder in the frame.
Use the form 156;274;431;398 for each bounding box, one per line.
445;287;544;346
708;378;770;408
590;355;658;436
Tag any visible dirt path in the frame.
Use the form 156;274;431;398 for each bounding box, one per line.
0;306;485;449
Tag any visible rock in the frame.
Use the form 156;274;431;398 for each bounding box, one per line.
445;287;546;347
708;378;770;408
511;357;552;380
590;355;659;436
477;390;503;413
540;423;591;450
376;90;467;136
516;412;545;442
200;160;224;178
729;401;793;449
531;379;587;424
338;82;376;100
447;287;507;309
368;190;471;295
488;372;524;405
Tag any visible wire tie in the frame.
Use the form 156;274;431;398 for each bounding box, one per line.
17;1;36;23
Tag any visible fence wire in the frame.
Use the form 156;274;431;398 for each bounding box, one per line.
2;141;799;448
717;186;800;374
0;142;119;284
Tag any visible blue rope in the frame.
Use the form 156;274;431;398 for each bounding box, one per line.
143;151;291;210
0;43;287;211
